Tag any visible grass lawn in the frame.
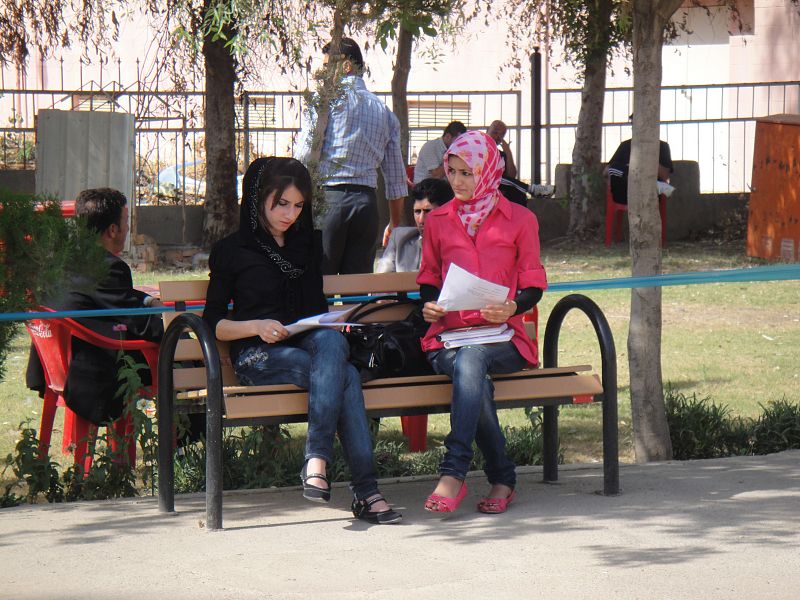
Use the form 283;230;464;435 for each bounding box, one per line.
2;239;797;470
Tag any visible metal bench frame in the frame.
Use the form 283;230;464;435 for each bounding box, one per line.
156;274;619;531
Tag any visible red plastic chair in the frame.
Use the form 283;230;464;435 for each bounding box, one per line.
399;306;539;452
406;165;415;187
33;199;76;218
25;308;159;474
605;180;666;247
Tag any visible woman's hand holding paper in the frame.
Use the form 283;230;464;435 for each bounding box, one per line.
480;299;517;324
422;301;447;323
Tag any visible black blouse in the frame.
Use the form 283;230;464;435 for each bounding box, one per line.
202;230;329;361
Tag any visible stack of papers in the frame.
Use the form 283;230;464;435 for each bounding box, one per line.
437;324;514;349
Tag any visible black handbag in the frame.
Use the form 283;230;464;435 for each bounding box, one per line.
346;295;434;382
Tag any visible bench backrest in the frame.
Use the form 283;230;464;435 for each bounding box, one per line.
159;271;537;393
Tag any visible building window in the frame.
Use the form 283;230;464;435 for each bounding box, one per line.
407;99;470;159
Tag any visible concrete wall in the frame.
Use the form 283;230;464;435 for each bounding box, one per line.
0;169;35;195
543;161;747;241
35;110;135;202
137;205;204;246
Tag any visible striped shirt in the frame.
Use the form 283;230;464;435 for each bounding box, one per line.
295;75;407;200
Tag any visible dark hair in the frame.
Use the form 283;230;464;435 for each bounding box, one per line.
443;121;467;138
322;37;364;70
256;157;314;232
75;187;127;234
411;178;453;207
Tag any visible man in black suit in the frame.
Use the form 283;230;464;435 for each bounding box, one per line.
27;188;163;425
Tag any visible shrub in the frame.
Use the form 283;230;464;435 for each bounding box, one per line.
1;352;156;506
170;419;546;495
1;421;63;505
752;399;800;455
665;387;754;459
0;188;105;378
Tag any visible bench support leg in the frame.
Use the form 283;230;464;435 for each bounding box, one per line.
156;313;226;528
602;390;620;496
542;405;559;483
543;294;619;495
206;396;224;531
157;380;175;514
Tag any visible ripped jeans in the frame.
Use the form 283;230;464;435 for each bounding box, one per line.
428;341;526;488
234;328;378;500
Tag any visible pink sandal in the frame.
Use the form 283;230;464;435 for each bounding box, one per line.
477;490;516;514
424;481;468;513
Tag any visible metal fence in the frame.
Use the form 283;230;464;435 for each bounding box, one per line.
5;71;797;197
546;81;800;194
0;83;521;205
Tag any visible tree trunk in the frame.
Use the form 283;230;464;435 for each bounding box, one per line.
567;50;608;238
627;0;682;462
305;5;348;223
201;31;238;248
391;26;413;165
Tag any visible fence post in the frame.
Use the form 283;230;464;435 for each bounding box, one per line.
243;92;250;170
530;47;542;185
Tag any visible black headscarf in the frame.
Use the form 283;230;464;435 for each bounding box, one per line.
239;157;315;279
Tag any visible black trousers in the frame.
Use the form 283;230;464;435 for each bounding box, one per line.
322;185;378;275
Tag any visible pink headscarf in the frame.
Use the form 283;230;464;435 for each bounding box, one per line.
443;130;506;237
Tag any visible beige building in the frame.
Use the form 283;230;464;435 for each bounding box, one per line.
3;0;798;191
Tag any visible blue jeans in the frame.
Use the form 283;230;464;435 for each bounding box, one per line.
428;342;526;487
233;328;378;500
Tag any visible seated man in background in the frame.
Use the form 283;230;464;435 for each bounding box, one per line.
488;119;555;205
376;178;453;273
605;131;674;204
413;121;467;184
26;188;164;426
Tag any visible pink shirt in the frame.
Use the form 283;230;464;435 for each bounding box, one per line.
417;196;548;366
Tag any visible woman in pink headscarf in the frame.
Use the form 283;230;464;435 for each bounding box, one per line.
417;130;548;514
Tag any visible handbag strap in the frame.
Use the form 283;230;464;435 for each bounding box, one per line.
348;294;421;323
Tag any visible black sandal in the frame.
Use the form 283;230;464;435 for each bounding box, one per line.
351;493;403;524
300;461;331;503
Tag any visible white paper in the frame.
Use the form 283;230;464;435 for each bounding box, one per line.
657;180;676;198
436;263;510;311
284;308;361;337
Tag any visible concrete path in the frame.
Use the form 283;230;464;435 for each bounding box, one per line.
1;451;799;599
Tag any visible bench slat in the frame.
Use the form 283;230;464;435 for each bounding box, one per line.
165;318;535;363
322;271;418;295
173;365;594;397
159;272;420;305
159;280;209;303
163;308;203;330
222;374;603;420
173;364;240;389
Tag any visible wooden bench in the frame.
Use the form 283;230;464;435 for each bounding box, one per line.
156;272;619;530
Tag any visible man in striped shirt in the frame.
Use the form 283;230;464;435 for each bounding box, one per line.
295;38;407;275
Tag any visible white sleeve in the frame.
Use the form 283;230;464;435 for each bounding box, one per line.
413;140;443;183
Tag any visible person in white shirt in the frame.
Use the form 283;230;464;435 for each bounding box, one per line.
413;121;467;184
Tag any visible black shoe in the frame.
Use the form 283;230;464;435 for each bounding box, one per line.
300;461;331;503
351;493;403;524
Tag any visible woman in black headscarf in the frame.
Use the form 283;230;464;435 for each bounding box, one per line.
203;157;401;524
